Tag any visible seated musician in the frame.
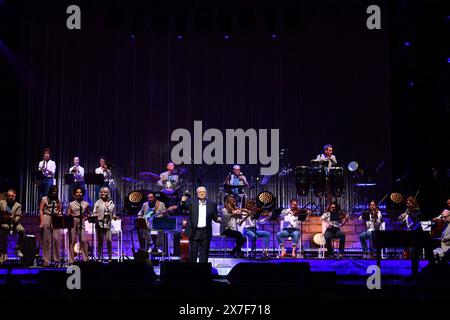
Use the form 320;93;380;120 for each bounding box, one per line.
39;186;62;267
398;196;422;231
137;192;166;253
432;198;450;261
223;165;249;206
220;196;247;258
67;187;90;264
439;209;450;260
321;202;347;258
0;189;25;263
241;199;271;258
359;200;383;258
277;199;304;258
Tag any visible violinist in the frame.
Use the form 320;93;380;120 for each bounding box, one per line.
241;199;271;258
220;196;247;258
432;198;450;259
320;202;347;258
398;196;422;231
277;199;306;258
359;200;383;258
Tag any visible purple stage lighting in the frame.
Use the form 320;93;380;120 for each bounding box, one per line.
404;41;411;47
223;34;230;40
271;33;278;39
447;57;450;64
130;34;136;39
176;35;183;40
408;80;415;88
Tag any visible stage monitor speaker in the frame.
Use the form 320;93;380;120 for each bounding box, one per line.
227;262;311;286
21;235;37;266
160;261;212;284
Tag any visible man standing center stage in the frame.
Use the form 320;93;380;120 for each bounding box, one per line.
181;187;221;263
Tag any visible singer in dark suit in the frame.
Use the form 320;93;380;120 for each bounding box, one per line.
181;186;221;263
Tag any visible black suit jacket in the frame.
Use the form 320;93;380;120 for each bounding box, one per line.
182;198;219;239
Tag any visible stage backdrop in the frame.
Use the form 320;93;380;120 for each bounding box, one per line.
17;0;390;213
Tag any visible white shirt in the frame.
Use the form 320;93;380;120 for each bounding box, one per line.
95;167;112;181
69;165;85;182
197;200;207;228
38;160;56;178
280;209;300;229
315;154;337;172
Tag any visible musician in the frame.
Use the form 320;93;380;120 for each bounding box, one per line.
137;192;166;253
68;156;85;202
157;162;181;206
94;157;113;201
223;165;249;206
321;202;346;258
220;196;247;258
181;186;221;263
398;196;422;231
92;187;116;262
0;189;25;263
277;199;302;258
315;144;337;172
67;187;90;264
38;148;56;202
157;162;180;191
39;186;62;267
432;198;450;222
439;209;450;259
241;199;271;258
359;200;383;258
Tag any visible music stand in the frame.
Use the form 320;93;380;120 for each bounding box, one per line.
33;170;44;181
87;215;98;260
297;212;309;257
269;208;283;257
51;215;74;265
64;174;75;185
153;217;177;260
85;174;104;185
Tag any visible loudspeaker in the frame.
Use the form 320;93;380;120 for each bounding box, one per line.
227;262;311;286
21;235;37;266
160;261;212;284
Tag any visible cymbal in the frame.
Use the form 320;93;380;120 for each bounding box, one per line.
122;177;139;183
138;172;160;181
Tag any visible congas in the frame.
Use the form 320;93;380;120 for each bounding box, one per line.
295;166;311;196
311;165;326;196
329;167;344;197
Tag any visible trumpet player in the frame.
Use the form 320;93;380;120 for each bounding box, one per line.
94;158;113;202
92;187;116;262
359;200;383;258
68;156;85;202
37;148;56;202
277;199;302;258
398;196;422;231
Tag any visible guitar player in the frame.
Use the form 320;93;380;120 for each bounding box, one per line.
137;192;176;253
